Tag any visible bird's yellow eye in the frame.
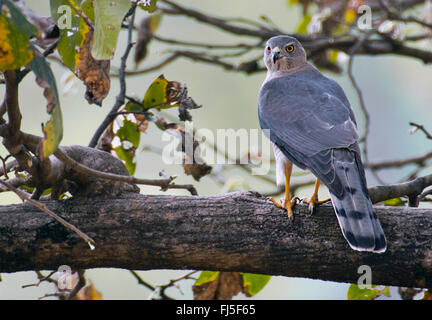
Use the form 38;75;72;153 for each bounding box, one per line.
285;45;294;53
265;46;271;53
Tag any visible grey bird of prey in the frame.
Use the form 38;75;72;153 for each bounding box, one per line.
258;35;386;253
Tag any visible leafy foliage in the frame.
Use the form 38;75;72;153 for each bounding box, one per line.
50;0;112;105
241;273;272;297
92;0;131;60
347;284;390;300
381;197;406;206
192;271;271;299
0;0;36;71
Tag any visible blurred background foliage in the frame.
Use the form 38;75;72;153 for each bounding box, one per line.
1;0;432;300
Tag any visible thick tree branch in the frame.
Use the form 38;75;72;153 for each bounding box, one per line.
1;191;432;288
369;173;432;204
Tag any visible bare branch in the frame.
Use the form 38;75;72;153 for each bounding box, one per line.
369;173;432;203
365;150;432;170
410;122;432;140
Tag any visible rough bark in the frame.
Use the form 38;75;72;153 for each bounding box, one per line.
1;191;432;288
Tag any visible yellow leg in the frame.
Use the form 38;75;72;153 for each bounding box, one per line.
303;179;331;215
268;163;298;223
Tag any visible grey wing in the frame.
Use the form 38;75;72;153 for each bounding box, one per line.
258;73;359;197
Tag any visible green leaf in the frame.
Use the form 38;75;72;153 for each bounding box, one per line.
3;0;39;37
194;271;220;286
28;45;63;157
143;75;179;110
80;0;95;21
382;286;391;297
116;119;140;148
347;284;390;300
241;273;271;297
50;0;93;71
347;284;380;300
139;0;158;13
114;145;136;175
113;117;140;175
92;0;132;60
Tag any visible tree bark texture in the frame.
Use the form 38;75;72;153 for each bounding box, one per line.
1;191;432;288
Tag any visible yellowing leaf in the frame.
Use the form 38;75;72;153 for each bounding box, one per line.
194;271;220;286
193;272;243;300
41;103;63;157
347;284;390;300
143;75;181;109
50;0;111;106
0;15;33;71
139;0;158;13
241;273;271;297
344;8;357;24
381;197;406;206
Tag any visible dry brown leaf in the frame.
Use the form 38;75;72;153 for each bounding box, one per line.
193;272;243;300
155;117;212;181
75;29;110;106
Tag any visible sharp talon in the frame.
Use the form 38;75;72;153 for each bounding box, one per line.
269;196;296;221
291;198;298;210
310;204;316;216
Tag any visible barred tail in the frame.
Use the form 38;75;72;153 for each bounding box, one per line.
330;149;386;253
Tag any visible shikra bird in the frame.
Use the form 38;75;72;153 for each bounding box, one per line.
258;35;386;253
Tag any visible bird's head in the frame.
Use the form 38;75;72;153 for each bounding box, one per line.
263;35;307;72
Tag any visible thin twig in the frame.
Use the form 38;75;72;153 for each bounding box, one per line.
154;35;261;50
129;270;174;300
365;150;432;170
54;148;198;194
22;270;57;288
409;122;432;140
89;5;136;148
159;270;198;299
347;31;374;156
66;269;86;300
54;148;173;187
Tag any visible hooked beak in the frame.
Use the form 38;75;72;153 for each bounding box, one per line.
272;47;281;64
